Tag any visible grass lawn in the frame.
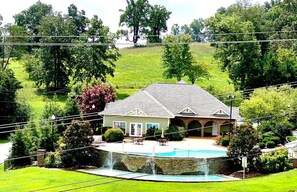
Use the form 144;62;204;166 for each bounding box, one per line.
0;164;296;192
9;60;66;118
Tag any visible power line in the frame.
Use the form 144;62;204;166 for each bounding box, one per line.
0;38;297;46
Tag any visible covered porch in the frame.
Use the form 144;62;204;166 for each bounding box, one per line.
171;117;236;137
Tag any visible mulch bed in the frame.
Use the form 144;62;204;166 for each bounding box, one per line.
230;170;264;179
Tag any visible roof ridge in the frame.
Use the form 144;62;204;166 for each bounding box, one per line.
142;89;175;118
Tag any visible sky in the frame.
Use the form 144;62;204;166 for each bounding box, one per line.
0;0;267;33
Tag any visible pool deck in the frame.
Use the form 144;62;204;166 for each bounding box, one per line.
94;136;227;154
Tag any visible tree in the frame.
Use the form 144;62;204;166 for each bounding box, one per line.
9;130;31;167
227;122;261;169
72;15;120;83
79;84;116;114
60;120;94;167
240;86;294;123
146;5;171;43
66;4;87;36
1;24;30;70
171;24;180;35
37;13;76;89
0;69;30;138
190;18;204;42
186;64;209;84
119;0;150;44
162;35;195;81
180;24;191;35
14;0;52;38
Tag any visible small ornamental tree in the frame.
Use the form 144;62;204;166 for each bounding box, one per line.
227;122;261;170
60;120;94;167
80;84;116;113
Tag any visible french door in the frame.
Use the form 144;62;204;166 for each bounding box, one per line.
130;123;142;136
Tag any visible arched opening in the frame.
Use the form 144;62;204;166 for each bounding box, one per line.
204;121;213;136
188;120;201;136
220;121;231;136
171;119;185;128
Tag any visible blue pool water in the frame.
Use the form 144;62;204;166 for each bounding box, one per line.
82;168;238;182
130;149;227;158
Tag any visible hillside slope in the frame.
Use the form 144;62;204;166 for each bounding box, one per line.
10;44;233;118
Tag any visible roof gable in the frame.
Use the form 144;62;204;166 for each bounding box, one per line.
127;108;147;116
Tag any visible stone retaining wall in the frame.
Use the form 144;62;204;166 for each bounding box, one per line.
94;149;234;175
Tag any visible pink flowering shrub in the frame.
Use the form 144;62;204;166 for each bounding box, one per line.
80;84;116;113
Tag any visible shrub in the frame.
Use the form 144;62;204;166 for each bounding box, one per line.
45;152;62;168
145;128;157;140
258;142;266;149
266;140;276;148
221;136;230;147
104;128;124;142
154;129;163;140
259;149;292;173
286;136;297;142
60;120;94;168
165;125;185;141
269;136;281;145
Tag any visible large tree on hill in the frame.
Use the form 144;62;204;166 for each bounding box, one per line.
67;4;88;36
14;0;52;42
190;18;205;42
37;13;76;89
162;35;195;81
119;0;150;44
145;5;171;43
72;15;120;83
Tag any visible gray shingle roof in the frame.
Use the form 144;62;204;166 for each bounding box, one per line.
101;81;241;120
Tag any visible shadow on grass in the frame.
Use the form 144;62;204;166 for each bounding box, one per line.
35;88;69;102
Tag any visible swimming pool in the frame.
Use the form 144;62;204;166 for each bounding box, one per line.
129;149;227;158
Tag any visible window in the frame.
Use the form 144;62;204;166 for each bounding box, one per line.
113;121;126;134
146;123;160;130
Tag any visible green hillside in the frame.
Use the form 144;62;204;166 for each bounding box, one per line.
10;44;233;118
110;44;233;99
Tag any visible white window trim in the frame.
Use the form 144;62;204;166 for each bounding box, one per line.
146;123;160;130
129;122;143;136
113;121;127;133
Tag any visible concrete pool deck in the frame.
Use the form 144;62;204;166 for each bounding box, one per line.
94;136;227;154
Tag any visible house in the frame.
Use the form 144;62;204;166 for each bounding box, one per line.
100;81;241;137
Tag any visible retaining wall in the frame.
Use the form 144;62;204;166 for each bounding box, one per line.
94;149;234;175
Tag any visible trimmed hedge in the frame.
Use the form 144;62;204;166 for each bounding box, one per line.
266;140;275;148
104;128;124;142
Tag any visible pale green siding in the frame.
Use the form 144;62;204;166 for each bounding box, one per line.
103;115;170;136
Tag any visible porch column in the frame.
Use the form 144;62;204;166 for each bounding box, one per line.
201;124;204;137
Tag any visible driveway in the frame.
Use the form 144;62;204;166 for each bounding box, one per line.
0;142;11;164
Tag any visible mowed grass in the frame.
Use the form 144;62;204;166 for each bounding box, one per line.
8;60;66;118
109;44;233;94
9;44;233;118
0;165;296;192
